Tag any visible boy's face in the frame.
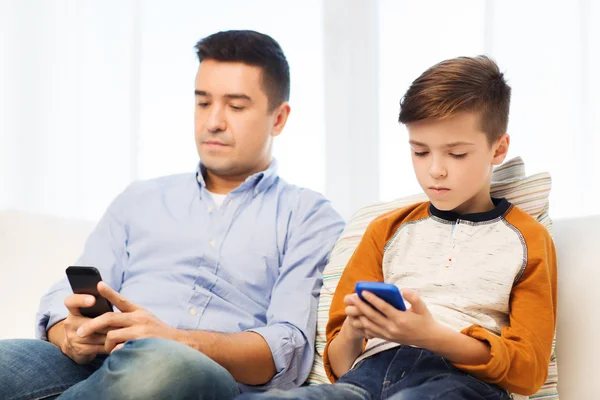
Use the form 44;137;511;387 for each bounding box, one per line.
407;111;509;215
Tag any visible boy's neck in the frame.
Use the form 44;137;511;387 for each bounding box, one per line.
430;198;510;224
452;197;495;215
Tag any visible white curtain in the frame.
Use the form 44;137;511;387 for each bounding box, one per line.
1;0;598;221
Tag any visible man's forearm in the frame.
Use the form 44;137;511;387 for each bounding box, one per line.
423;323;491;366
174;329;276;385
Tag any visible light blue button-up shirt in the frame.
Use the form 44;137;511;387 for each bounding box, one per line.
35;160;344;391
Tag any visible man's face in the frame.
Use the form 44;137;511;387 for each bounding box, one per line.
407;111;509;214
194;60;288;178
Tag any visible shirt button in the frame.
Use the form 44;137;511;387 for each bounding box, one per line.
207;206;213;213
189;307;197;315
209;240;216;248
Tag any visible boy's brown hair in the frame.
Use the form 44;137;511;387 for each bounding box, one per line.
398;55;511;144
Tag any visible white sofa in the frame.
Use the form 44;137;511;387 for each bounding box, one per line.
0;209;597;399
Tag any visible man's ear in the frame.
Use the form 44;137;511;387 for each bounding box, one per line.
491;133;510;165
270;102;291;137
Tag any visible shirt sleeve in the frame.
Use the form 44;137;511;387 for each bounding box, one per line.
453;217;558;396
34;185;132;340
243;189;344;391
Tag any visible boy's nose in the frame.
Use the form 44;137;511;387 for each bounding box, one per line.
428;161;447;179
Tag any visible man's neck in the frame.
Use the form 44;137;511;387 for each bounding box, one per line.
204;172;247;194
203;161;271;194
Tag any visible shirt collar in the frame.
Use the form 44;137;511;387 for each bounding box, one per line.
429;197;511;223
195;159;279;196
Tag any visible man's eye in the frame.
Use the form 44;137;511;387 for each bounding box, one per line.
230;105;245;111
197;102;209;108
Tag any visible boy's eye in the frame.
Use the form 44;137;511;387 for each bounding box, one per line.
413;151;429;157
230;105;245;111
197;102;209;108
450;153;467;159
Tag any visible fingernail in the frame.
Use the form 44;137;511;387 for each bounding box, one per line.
77;327;84;337
85;296;94;305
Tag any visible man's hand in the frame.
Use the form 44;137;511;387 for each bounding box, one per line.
53;294;109;364
77;282;177;354
344;289;441;347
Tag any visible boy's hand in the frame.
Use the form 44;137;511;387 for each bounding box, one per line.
342;296;369;340
344;289;441;347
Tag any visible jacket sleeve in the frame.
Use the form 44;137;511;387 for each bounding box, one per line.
453;221;558;396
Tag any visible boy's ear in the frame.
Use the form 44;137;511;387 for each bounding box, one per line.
492;133;510;165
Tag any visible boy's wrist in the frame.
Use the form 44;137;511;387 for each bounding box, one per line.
341;318;366;343
418;321;448;350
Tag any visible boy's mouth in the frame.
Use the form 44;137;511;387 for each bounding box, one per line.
429;187;450;193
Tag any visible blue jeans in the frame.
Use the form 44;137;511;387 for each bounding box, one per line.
0;338;239;400
237;346;510;400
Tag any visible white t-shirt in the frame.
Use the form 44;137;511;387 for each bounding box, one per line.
207;191;227;208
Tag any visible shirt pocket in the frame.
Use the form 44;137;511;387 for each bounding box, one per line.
215;239;280;311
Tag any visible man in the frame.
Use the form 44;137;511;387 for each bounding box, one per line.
0;30;344;399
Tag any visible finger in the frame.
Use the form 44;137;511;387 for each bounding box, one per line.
105;327;138;353
353;292;390;325
401;289;427;314
359;316;388;340
344;293;360;305
78;312;133;338
111;343;125;354
64;294;96;316
74;333;107;346
70;343;107;357
345;305;363;317
67;315;112;336
361;291;398;319
97;282;141;313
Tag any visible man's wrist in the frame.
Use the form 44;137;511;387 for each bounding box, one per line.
172;328;190;346
173;328;208;353
47;320;65;347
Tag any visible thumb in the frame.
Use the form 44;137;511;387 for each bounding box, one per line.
401;289;428;315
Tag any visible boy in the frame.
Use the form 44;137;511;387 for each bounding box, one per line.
238;55;557;399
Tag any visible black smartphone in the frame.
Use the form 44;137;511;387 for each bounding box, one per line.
66;266;113;318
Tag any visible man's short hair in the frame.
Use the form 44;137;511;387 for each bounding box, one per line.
399;55;511;143
195;30;290;112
